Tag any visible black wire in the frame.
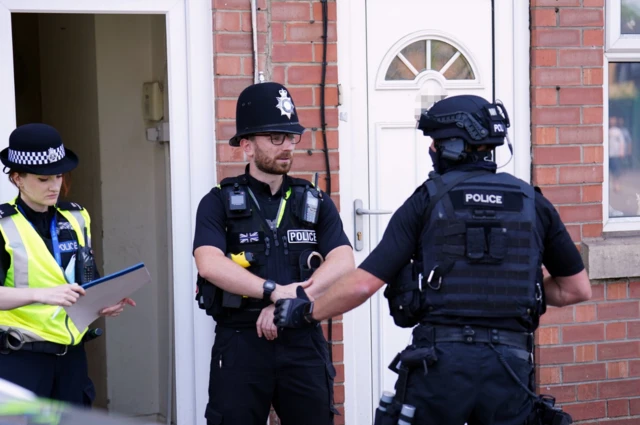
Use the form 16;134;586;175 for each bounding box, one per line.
320;0;333;363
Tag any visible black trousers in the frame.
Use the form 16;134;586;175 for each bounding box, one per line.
205;324;338;425
0;343;95;406
398;339;534;425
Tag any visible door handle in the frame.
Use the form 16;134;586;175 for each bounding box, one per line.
353;199;393;251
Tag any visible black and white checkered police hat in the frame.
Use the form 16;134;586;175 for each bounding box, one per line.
0;123;79;175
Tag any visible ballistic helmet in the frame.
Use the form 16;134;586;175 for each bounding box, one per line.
417;94;510;147
229;82;305;146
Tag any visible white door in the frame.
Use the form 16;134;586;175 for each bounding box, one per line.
367;0;495;403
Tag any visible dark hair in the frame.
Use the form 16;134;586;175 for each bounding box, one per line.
8;170;71;197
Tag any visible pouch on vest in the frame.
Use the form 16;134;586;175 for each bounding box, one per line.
195;275;222;318
384;262;423;328
298;249;324;281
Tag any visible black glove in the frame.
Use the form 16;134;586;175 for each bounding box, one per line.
273;286;318;328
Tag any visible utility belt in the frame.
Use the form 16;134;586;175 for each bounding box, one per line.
0;328;103;356
374;324;571;425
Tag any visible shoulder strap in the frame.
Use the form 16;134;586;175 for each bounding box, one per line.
0;203;18;220
288;177;313;187
56;201;84;211
220;175;247;188
423;170;491;225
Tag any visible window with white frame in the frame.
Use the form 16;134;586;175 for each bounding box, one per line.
605;0;640;228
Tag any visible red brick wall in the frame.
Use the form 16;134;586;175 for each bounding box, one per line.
212;1;344;423
531;1;640;423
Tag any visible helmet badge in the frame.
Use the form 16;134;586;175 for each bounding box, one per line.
276;89;295;119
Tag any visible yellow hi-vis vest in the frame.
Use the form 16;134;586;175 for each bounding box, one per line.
0;200;92;345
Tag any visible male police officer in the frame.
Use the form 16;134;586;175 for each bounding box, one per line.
193;81;354;425
274;95;591;425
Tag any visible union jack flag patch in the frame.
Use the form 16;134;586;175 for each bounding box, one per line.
239;232;260;244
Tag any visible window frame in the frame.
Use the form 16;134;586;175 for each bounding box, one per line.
604;0;640;232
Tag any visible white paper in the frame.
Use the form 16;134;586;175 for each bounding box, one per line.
64;263;151;330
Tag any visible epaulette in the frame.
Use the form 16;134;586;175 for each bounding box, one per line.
220;175;249;187
533;186;543;195
57;201;84;211
0;203;18;219
289;176;314;188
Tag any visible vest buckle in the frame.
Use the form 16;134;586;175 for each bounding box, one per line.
426;267;442;291
56;345;68;356
462;326;475;343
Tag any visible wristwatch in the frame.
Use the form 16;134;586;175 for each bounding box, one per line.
263;279;276;301
303;301;317;324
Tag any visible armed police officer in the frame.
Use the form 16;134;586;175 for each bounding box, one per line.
193;81;354;425
274;95;591;425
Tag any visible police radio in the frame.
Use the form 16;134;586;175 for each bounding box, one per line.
300;173;321;225
75;227;95;285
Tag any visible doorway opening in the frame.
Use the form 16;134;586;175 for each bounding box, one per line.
12;12;176;424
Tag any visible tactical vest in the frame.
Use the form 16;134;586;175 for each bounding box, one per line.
0;200;91;345
419;170;543;326
215;175;322;326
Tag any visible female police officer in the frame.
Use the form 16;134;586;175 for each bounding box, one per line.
275;95;592;425
0;123;134;406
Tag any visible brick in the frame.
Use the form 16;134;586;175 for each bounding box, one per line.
334;383;345;404
606;323;627;340
213;0;265;10
240;11;268;32
533;29;581;47
583;68;604;85
583;146;603;164
287;22;337;43
558;49;603;67
559;165;603;184
288;65;338;85
563;363;607;383
582;223;602;238
538;186;581;205
532;49;558;67
576;304;596;322
532;9;557;27
272;66;285;84
538;366;561;384
214;56;243;76
577;383;599;401
334;363;344;383
534;146;581;165
533;88;558;106
583;107;603;124
331;343;344;363
272;43;314;63
559;9;603;27
563;401;605;421
631;397;640;415
574;344;596;363
294;131;313;151
314;86;339;107
540;385;576;404
533;167;558;185
591;284;605;302
558;204;602;223
272;22;285;42
216;33;254;54
216;99;237;119
216;143;245;162
315;130;339;150
214;11;241;31
271;2;311;21
583;29;604;47
565;224;581;242
313;43;338;63
217;164;246;180
297;107;339;129
290;151;339;173
535;127;557;145
558;126;603;144
632;281;640;298
559;87;603;105
608;361;630;379
597;301;640;321
600;379;640;398
562;323;604;343
629;321;640;339
532;68;582;86
537;346;574;365
598;341;640;361
216;121;236;141
607;399;629;417
532;0;579;5
215;77;253;98
533;107;581;125
583;0;604;5
322;321;343;341
313;1;337;21
582;185;603;202
607;282;629;300
536;326;560;345
286;87;314;107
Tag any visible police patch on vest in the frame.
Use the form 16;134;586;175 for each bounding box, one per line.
287;230;317;244
450;189;524;211
464;191;504;206
58;241;78;253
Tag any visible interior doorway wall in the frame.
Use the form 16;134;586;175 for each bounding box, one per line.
11;12;175;423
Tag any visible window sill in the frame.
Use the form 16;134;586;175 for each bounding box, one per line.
581;236;640;280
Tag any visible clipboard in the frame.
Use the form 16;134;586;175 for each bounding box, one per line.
64;263;152;330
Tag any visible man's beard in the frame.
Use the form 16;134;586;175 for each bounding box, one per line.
254;144;293;175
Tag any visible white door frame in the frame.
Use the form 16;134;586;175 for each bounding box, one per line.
336;1;531;423
0;1;215;424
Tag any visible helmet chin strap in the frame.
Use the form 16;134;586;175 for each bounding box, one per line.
495;134;514;169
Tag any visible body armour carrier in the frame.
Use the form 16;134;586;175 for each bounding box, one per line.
419;170;544;327
200;175;322;327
